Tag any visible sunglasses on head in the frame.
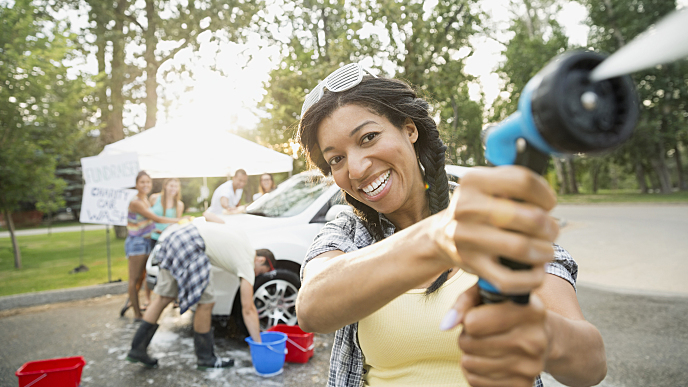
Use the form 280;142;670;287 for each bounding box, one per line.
300;62;377;118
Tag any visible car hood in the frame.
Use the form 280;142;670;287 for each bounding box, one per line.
158;213;314;244
217;213;301;233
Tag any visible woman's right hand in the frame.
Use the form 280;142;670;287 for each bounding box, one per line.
431;166;559;295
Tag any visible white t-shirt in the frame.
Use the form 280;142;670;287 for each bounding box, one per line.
208;180;243;215
193;218;256;285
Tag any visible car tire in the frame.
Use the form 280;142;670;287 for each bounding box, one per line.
253;269;301;330
233;269;301;332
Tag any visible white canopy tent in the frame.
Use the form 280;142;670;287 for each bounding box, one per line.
100;122;293;179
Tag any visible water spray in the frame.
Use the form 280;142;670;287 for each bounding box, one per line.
590;8;688;82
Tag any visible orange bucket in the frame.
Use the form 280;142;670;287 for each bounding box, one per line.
267;324;314;363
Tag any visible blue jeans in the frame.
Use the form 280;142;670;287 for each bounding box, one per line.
125;236;151;258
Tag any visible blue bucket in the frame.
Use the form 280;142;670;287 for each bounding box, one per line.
245;332;288;377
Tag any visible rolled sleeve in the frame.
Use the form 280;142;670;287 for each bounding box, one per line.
301;212;361;282
545;243;578;291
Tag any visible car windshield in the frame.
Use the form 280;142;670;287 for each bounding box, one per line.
246;173;334;218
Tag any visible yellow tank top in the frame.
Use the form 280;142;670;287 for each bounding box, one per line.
358;270;478;387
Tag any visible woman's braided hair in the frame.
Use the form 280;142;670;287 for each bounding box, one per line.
297;76;451;294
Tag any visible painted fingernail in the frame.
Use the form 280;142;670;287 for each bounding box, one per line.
440;309;459;331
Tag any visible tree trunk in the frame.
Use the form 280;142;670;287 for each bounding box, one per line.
106;0;127;144
566;159;579;194
553;158;568;194
652;137;673;193
144;0;158;130
610;162;620;189
114;225;128;239
4;209;22;269
449;95;460;163
522;0;537;38
651;158;672;194
95;15;110;131
675;143;686;190
635;162;648;193
649;169;660;192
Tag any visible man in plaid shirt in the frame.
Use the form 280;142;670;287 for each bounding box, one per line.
126;217;275;370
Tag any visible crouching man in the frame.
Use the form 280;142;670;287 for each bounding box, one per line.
126;217;275;369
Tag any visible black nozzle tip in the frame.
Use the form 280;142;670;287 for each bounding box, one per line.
530;51;639;154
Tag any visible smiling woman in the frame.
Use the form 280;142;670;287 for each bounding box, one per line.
123;171;181;321
295;65;606;387
318;106;426;220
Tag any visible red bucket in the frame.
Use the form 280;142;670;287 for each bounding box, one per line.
267;324;314;363
15;356;86;387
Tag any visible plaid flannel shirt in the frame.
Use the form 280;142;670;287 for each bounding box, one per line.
302;211;577;387
157;224;210;314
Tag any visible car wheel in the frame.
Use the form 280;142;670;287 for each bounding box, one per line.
253;269;300;330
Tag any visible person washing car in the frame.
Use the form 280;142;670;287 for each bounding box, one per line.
207;169;248;215
126;217;276;369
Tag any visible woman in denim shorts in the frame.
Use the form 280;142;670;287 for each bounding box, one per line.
123;171;181;320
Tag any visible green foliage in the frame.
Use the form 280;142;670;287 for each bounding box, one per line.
0;0;95;216
440;84;484;166
580;0;687;192
490;0;687;194
255;0;485;167
250;0;380;168
489;3;569;122
373;0;486;165
487;1;578;192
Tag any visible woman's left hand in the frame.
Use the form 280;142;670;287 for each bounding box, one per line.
447;284;550;387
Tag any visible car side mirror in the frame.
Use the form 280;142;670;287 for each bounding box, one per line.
325;204;352;222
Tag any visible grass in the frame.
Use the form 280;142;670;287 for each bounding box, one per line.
557;190;688;204
0;230;128;297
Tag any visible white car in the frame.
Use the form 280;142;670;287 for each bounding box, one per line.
146;166;470;330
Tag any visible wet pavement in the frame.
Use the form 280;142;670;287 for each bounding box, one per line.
2;285;688;387
0;293;333;386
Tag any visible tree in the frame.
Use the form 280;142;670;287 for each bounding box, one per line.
0;0;94;268
49;0;133;145
48;0;264;147
489;0;581;193
123;0;263;130
252;0;380;168
255;0;484;168
369;0;485;165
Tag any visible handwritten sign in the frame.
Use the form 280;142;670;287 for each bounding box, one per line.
81;152;139;188
79;185;137;226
